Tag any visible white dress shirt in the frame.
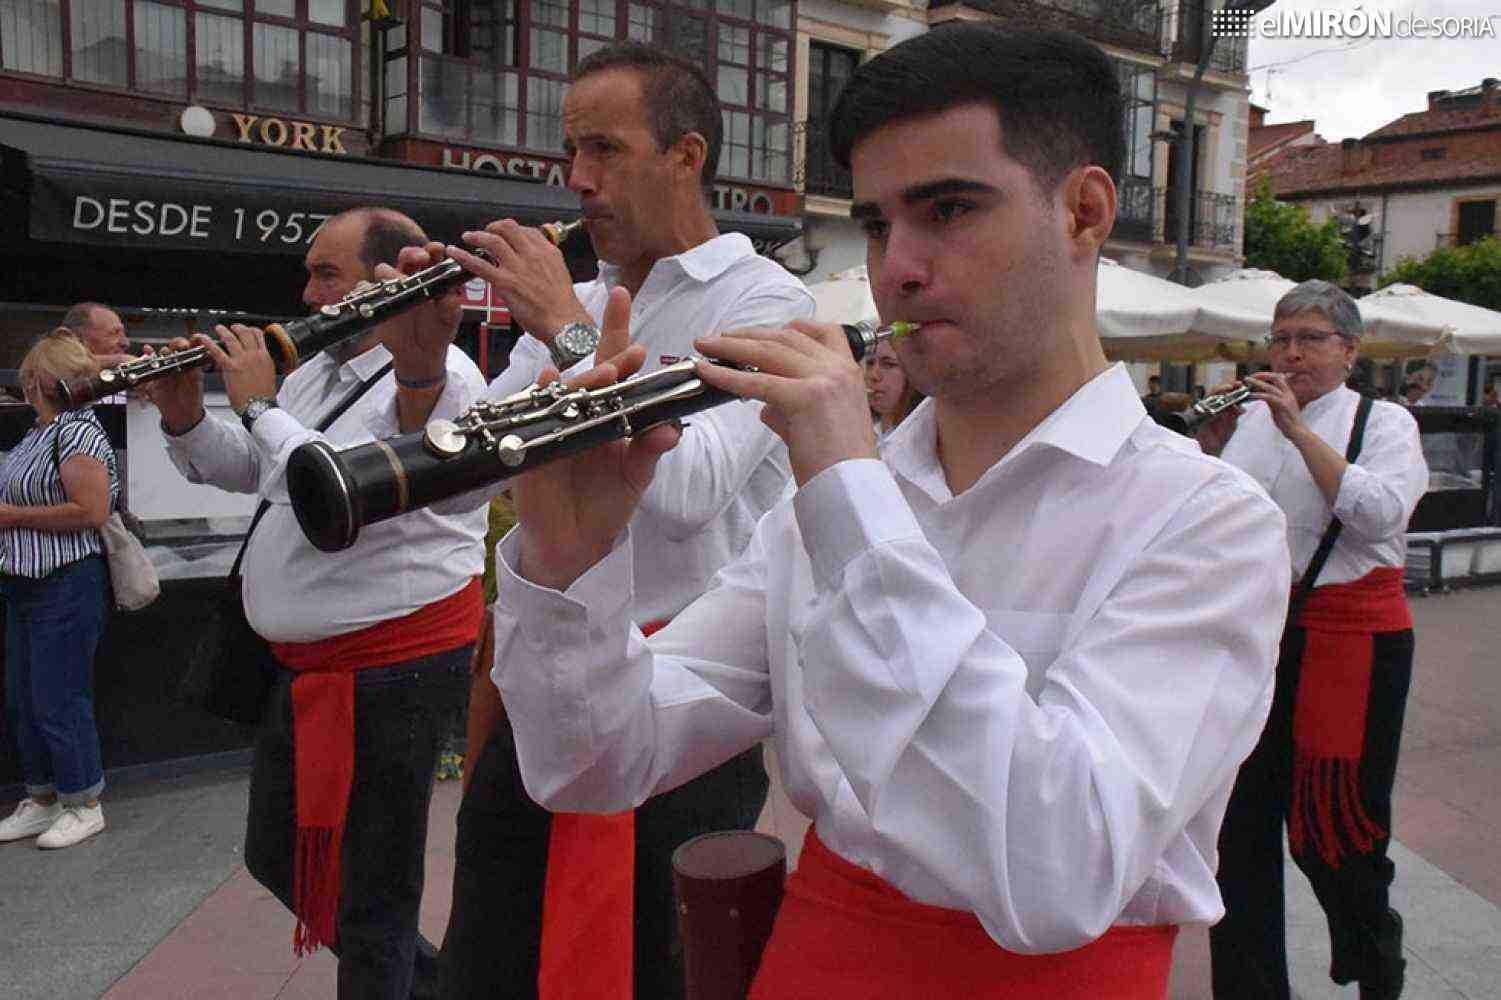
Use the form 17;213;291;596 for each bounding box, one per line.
1221;386;1427;584
164;344;489;642
487;232;814;621
492;364;1291;954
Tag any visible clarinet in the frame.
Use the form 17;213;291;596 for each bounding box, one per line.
1157;383;1253;435
287;321;919;552
56;219;587;409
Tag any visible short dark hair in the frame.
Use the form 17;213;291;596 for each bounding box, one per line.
829;23;1124;193
60;301;108;335
574;42;722;191
339;208;427;273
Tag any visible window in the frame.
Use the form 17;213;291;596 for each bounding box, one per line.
1457;200;1496;246
1421;147;1447;161
801;40;854;198
388;0;794;181
1116;60;1155;181
0;0;358;120
1113;59;1156;244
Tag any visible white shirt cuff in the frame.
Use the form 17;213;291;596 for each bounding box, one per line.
494;523;636;644
250;407;304;457
792;458;924;591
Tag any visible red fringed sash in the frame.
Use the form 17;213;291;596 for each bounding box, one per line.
269;577;483;956
749;829;1177;999
1288;567;1410;869
536;618;666;999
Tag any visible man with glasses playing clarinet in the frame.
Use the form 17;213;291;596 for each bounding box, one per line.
145;207;488;1000
485;23;1293;998
398;41;814;1000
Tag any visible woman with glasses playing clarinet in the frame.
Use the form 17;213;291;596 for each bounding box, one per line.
1197;280;1428;1000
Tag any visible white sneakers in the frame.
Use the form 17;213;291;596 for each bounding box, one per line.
0;798;62;842
0;798;105;848
37;804;106;849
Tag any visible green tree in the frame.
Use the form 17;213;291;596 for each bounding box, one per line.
1241;179;1349;283
1380;238;1501;311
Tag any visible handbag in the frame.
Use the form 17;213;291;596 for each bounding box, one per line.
184;363;394;726
52;427;160;611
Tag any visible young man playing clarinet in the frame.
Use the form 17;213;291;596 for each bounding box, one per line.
489;24;1291;997
424;42;814;1000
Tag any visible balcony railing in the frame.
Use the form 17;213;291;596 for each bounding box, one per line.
933;0;1163;55
1160;189;1239;250
795;118;853;200
1114;176;1156;244
1168;1;1249;74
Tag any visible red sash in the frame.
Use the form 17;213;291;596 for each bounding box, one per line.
537;617;668;999
269;577;484;955
749;830;1177;999
1288;566;1410;868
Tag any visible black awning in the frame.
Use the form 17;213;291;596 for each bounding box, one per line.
0;115;800;255
1;115;576;254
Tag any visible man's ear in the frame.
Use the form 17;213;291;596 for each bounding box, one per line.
672;131;709;185
1060;165;1117;259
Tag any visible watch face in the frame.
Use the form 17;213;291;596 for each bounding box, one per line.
558;323;600;358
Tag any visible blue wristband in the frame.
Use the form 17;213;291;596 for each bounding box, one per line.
395;371;447;390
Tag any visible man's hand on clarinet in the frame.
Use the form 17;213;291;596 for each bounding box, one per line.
380;242;464;386
513;287;680;592
145;336;208;435
693;320;879;487
197;324;277;415
446;220;592;340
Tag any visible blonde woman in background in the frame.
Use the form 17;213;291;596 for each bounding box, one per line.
0;331;120;849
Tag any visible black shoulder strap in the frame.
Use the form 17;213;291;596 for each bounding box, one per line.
1289;394;1375;619
229;361;394;577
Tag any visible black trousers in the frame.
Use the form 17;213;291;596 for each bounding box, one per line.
1210;624;1413;998
244;648;469;1000
440;717;769;999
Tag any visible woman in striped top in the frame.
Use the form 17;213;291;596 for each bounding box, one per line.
0;331;120;850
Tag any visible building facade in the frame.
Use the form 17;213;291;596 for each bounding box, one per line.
783;0;1253;295
0;0;803;360
1253;79;1501;293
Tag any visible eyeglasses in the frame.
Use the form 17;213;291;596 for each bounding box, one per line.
1263;329;1346;351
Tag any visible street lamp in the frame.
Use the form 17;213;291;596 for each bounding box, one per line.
1167;0;1276;287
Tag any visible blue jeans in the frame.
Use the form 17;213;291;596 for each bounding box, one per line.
244;646;469;1000
2;554;108;805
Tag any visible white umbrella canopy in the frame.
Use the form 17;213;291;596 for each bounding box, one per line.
1187;269;1295;364
1190;269;1459;361
808;260;1255;362
807;264;880;326
1096;258;1273;362
1356;283;1501;357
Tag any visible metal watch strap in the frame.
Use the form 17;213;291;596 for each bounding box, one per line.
240;396;278;432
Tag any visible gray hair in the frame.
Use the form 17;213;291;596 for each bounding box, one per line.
1273;280;1363;341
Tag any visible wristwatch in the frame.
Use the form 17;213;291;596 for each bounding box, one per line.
546;321;602;370
240;396;279;432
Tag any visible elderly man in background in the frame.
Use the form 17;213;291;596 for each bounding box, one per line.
146;206;487;999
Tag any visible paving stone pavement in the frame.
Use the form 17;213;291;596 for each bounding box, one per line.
2;586;1499;998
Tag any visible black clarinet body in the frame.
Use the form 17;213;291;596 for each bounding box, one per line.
55;221;600;411
288;363;740;552
287;321;912;553
1157;383;1253;435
